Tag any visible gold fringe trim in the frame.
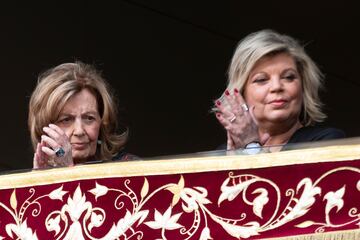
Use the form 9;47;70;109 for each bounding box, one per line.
270;229;360;240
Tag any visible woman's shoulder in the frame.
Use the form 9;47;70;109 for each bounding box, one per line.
288;125;345;144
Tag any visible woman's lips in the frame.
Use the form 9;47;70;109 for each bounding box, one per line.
71;143;89;150
269;99;288;107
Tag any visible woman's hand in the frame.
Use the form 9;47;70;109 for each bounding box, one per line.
33;124;73;169
216;89;268;150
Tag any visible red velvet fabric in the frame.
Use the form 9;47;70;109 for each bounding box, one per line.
1;159;359;239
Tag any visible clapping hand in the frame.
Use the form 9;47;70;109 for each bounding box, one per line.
215;88;269;150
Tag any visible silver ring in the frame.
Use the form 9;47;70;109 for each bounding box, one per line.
229;115;236;123
241;103;249;112
54;147;65;157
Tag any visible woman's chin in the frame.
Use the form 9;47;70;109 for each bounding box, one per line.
265;114;297;125
72;151;93;164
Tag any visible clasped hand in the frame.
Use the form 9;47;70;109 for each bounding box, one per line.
33;124;73;169
215;89;264;150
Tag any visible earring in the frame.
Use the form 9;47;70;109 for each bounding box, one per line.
97;140;102;145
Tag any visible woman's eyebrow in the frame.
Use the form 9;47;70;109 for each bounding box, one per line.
82;111;99;115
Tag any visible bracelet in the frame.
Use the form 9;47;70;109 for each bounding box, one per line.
245;141;262;149
243;141;262;155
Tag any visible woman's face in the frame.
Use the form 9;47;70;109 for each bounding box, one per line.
244;53;303;127
56;89;101;163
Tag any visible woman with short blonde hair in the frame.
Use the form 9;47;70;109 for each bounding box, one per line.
215;29;344;151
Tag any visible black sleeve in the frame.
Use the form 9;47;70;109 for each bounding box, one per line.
288;126;346;144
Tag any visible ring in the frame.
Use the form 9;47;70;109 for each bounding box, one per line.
229;115;236;123
241;103;249;112
54;147;65;157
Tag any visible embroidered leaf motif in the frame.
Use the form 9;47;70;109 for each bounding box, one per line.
88;182;108;201
141;178;149;199
166;175;184;206
6;220;38;240
49;185;68;201
10;189;17;210
119;210;149;229
199;227;213;240
66;185;91;221
216;220;260;239
193;187;212;204
89;212;104;232
137;210;149;226
292;178;321;218
252;188;269;219
103;210;148;238
46;215;61;235
295;220;315;228
218;178;256;206
324;185;345;215
5;224;14;238
145;206;183;230
181;187;211;213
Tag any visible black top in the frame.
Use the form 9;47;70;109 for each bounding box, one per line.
112;150;140;161
287;126;345;143
217;126;345;150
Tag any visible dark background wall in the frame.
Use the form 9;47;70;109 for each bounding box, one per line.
1;1;359;171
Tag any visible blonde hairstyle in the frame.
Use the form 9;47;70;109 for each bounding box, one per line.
224;29;326;126
28;61;127;160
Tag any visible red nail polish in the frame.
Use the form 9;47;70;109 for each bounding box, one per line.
216;100;221;106
234;88;239;93
225;90;230;96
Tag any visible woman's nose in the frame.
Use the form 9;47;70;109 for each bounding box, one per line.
72;119;85;136
269;77;283;92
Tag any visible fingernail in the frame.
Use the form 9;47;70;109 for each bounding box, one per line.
216;100;221;106
216;113;221;118
234;88;239;93
225;90;230;96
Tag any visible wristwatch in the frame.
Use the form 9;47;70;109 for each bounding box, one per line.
243;142;262;155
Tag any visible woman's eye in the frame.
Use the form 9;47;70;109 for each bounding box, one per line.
58;117;71;124
84;116;96;123
284;74;296;81
253;78;267;83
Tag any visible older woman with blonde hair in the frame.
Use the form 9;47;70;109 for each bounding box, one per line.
215;29;344;152
29;61;136;168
